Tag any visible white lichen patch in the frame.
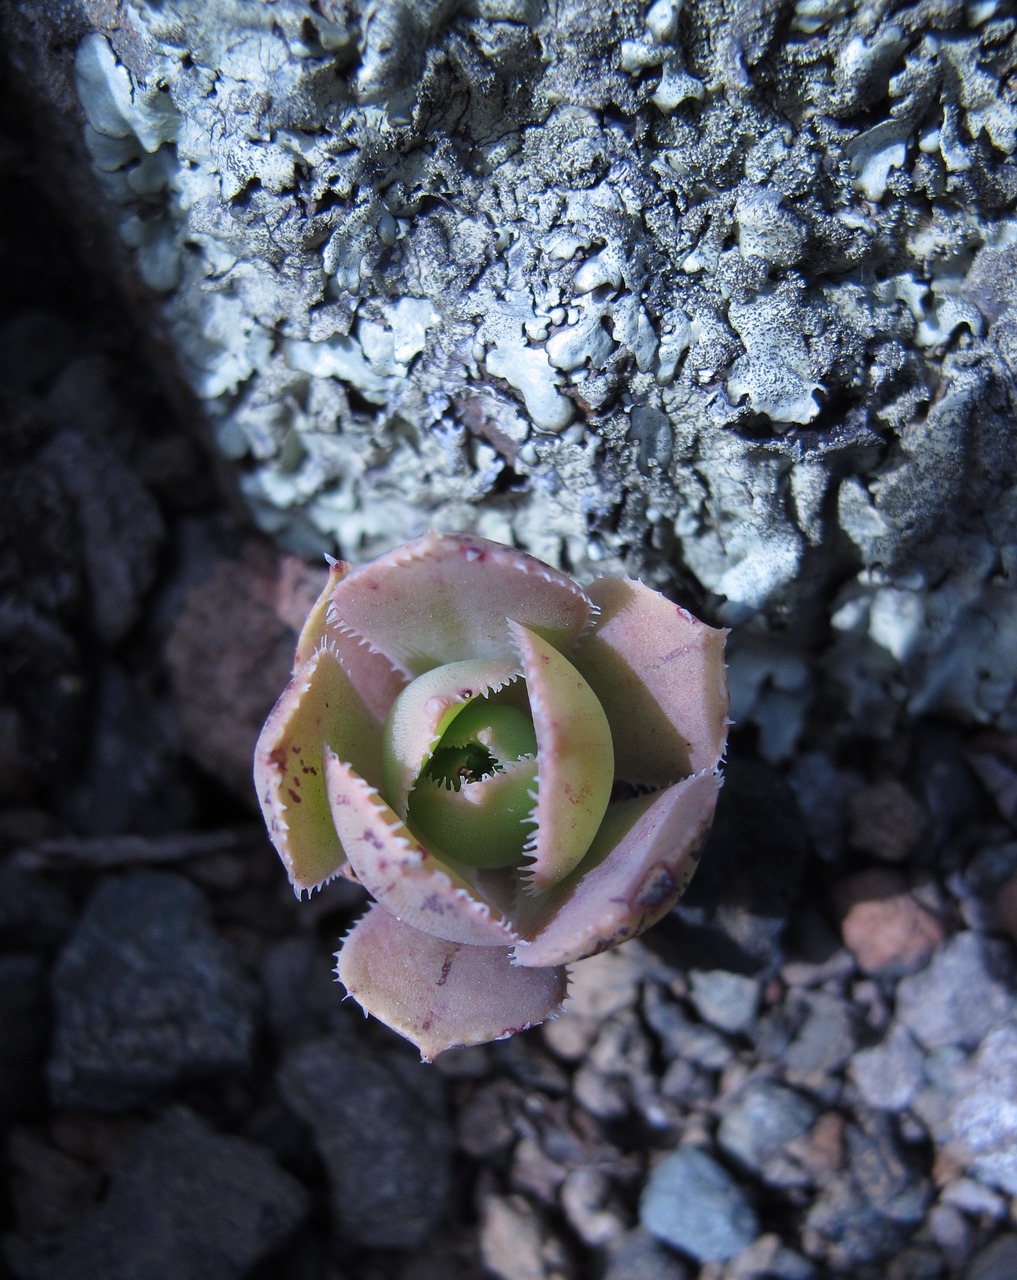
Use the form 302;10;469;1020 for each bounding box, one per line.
726;293;824;425
69;1;1017;746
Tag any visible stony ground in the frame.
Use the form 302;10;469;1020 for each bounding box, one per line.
3;69;1017;1280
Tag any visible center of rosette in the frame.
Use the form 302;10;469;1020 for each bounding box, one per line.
408;693;540;870
380;660;539;870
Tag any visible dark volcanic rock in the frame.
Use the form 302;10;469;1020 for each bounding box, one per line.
57;661;195;836
278;1033;453;1248
40;427;164;647
0;866;74;950
48;870;258;1111
7;1108;308;1280
0;955;50;1128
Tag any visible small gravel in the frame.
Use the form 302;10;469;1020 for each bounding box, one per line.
640;1147;759;1263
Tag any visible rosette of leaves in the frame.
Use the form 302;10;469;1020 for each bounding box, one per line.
255;533;728;1059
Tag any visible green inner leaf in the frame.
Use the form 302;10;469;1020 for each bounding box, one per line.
409;758;539;869
438;700;537;766
381;658;518;818
423;741;499;789
408;697;540;869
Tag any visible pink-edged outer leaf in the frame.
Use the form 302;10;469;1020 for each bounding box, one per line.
328;531;594;677
382;659;520;819
254;645;386;893
512;768;722;968
292;558;408;726
336;901;568;1061
511;622;614;892
572;578;729;786
323;749;518;946
293;559;350;671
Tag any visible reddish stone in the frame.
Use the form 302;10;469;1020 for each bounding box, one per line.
165;543;319;801
834;869;944;976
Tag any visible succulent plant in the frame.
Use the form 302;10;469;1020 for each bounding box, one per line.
254;532;728;1060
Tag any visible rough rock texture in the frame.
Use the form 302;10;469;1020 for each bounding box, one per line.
4;0;1017;748
48;871;258;1111
278;1033;454;1248
6;1108;309;1280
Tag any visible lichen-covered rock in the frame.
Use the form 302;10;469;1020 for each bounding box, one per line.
8;0;1017;744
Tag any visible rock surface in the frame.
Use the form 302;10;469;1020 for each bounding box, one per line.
6;1109;308;1280
278;1034;453;1248
640;1147;759;1263
48;871;258;1111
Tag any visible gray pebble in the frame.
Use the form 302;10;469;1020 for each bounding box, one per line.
964;1235;1017;1280
948;1023;1017;1195
689;970;761;1034
940;1177;1007;1220
8;1107;308;1280
659;1058;715;1108
846;1116;930;1223
643;987;732;1069
804;1181;914;1266
48;871;257;1111
895;932;1016;1051
850;1023;925;1112
785;992;856;1097
603;1227;691;1280
278;1033;452;1248
727;1234;818;1280
718;1082;818;1181
640;1147;758;1262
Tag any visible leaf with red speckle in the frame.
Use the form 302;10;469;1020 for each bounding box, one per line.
255;531;731;1060
254;645;384;892
323;749;518;946
293;559;350;671
336;901;568;1062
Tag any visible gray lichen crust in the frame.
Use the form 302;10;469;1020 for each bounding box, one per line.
70;0;1017;743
